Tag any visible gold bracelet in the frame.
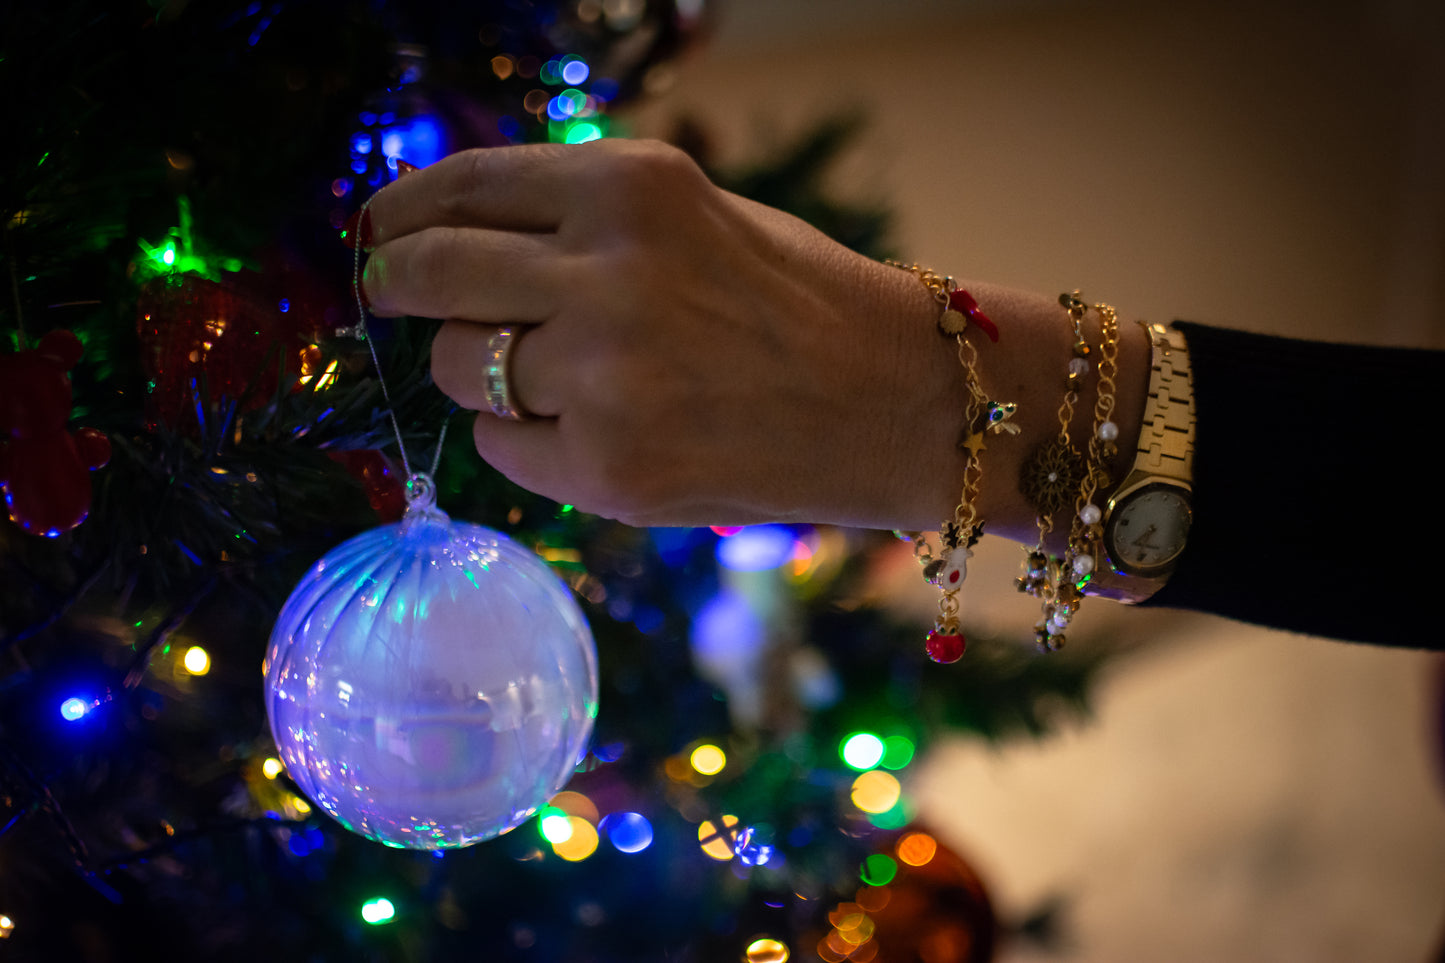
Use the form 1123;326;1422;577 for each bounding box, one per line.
1017;293;1093;604
1035;295;1119;651
885;261;1016;664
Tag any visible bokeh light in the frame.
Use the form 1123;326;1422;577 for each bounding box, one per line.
539;807;574;844
690;744;726;775
561;56;590;85
692;590;764;666
565;122;603;144
855;886;891;912
59;697;90;722
262;757;284;779
867;799;909;830
858;854;897;886
716;525;795;571
840;732;884;771
880;735;915;770
849;770;901;815
745;937;789;963
379;116;445;170
698;815;739;861
551;817;599;861
182;645;210;675
896;831;937;867
733;825;775;866
600;811;653;853
360;897;395;925
548;790;600;826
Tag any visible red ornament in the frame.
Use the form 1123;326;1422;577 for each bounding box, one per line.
0;330;112;536
925;628;966;664
866;828;997;963
136;272;324;433
327;450;408;523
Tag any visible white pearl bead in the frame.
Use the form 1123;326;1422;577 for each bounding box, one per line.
1079;504;1102;525
1050;613;1070;631
1098;420;1119;442
1068;358;1090;377
1073;554;1095;575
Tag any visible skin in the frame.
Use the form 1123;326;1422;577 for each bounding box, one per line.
361;138;1151;545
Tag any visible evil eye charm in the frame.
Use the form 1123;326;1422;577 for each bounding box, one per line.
985;401;1019;435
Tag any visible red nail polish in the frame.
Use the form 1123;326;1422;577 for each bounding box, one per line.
396;159;419;176
340;207;373;251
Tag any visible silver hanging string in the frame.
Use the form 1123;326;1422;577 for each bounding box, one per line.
350;194;449;485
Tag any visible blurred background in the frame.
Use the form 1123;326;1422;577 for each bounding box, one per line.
626;0;1445;960
4;1;1442;960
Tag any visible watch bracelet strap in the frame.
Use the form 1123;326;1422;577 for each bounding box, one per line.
1084;322;1196;604
1136;322;1195;477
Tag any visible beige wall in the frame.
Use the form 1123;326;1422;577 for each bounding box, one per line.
628;0;1444;347
625;1;1445;960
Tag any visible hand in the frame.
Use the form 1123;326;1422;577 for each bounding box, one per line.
360;139;975;529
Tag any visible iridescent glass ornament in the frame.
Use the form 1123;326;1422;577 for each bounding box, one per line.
264;476;597;849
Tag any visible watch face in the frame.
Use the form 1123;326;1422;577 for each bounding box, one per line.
1105;484;1192;577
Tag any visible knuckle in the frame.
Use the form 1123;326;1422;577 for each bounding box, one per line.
405;227;467;316
600;139;703;197
444;149;492;218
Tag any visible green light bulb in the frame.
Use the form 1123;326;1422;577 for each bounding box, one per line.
361;897;395;925
841;732;885;771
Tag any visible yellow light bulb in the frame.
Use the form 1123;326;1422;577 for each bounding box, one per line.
183;646;210;675
551;817;599;861
697;815;739;861
745;937;790;963
850;770;901;815
690;744;726;775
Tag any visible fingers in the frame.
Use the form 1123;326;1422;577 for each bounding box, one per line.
365;143;593;242
467;412;573;501
467;411;679;526
363;227;566;321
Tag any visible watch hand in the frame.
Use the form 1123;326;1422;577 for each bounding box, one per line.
1130;524;1159;550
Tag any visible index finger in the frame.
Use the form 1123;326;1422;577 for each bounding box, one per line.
364;144;588;244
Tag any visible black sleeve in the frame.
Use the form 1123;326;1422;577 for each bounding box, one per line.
1142;321;1445;649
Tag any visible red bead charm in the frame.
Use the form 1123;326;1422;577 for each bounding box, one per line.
925;629;966;664
949;289;998;342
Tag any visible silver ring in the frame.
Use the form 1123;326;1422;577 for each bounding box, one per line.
483;326;530;421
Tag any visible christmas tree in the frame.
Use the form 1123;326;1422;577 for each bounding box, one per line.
1;3;1103;960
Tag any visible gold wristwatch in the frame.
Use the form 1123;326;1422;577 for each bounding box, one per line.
1086;323;1196;603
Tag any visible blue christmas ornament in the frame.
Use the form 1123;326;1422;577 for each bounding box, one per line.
264;476;598;849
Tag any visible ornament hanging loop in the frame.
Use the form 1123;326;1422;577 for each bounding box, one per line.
404;472;438;511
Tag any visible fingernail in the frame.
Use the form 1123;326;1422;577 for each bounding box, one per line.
396;159;420;177
340;207;373;251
